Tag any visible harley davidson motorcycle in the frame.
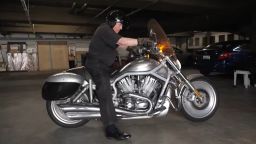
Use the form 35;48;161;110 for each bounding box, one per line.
42;19;219;128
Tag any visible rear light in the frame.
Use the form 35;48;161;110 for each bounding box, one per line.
218;52;232;60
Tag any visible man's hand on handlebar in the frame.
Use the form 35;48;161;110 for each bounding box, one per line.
137;38;154;48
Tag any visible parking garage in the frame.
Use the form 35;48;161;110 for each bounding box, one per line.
0;0;256;144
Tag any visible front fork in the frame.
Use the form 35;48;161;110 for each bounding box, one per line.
165;56;202;98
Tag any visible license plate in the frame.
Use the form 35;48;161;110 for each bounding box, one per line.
203;55;210;60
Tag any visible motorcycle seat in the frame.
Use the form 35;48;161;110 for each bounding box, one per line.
66;66;94;84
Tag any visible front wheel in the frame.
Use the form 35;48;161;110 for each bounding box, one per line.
46;100;90;128
181;76;219;121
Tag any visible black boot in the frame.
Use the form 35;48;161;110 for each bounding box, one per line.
105;124;131;140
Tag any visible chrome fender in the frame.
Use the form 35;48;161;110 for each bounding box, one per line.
45;72;85;84
186;73;204;81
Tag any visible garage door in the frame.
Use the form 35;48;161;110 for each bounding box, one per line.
37;41;69;71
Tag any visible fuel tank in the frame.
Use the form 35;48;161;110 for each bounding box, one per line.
120;58;160;73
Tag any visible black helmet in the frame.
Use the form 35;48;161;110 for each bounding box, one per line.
106;10;126;28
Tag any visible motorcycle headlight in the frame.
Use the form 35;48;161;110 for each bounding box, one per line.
168;56;182;70
174;59;182;70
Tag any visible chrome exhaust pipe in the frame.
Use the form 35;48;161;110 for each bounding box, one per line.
59;105;147;115
60;105;100;112
61;106;136;120
60;105;101;119
121;115;152;120
66;112;153;120
66;112;101;119
60;104;165;120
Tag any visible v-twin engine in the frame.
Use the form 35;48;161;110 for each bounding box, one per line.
117;75;161;112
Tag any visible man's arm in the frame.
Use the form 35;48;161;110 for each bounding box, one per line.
117;37;138;48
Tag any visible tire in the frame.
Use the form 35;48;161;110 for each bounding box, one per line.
46;100;90;128
181;76;219;122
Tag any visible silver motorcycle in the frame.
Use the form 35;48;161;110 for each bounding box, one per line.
42;19;218;128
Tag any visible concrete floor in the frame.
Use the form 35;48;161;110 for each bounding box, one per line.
0;69;256;144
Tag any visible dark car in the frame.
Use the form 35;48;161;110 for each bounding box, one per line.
174;47;194;67
194;40;255;75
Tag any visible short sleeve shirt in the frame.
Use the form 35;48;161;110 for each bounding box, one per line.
88;23;121;66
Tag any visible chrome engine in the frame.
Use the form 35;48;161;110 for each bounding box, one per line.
117;75;161;111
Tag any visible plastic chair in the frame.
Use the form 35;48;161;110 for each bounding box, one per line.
234;70;251;88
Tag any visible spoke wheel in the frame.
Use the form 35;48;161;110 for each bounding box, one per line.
181;76;219;121
46;94;90;128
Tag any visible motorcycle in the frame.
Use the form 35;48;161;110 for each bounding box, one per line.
42;19;219;128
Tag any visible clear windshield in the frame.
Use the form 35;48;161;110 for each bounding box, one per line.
147;19;176;57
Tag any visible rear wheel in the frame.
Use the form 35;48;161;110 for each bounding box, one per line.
181;76;219;121
46;100;90;128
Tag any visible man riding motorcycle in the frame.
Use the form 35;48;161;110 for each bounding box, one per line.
85;9;152;140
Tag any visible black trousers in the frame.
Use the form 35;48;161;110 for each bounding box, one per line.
85;58;117;127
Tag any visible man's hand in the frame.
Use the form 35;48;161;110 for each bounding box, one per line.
117;37;138;48
137;38;154;47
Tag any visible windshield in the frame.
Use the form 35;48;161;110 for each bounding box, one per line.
147;19;175;57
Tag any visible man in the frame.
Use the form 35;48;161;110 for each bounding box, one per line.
85;10;150;140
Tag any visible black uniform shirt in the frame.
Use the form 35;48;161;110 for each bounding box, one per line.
88;23;121;66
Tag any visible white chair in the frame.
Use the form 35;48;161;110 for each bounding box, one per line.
234;70;251;88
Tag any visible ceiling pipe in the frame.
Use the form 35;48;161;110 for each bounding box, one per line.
126;0;159;17
94;0;120;18
20;0;31;25
70;2;77;14
75;0;119;32
20;0;35;33
77;2;88;14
